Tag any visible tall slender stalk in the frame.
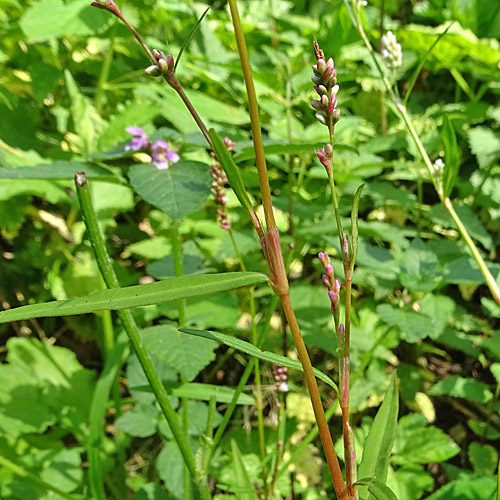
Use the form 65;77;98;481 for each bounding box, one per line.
74;172;211;500
348;0;500;305
227;2;347;497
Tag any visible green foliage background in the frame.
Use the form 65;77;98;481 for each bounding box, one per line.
0;0;499;498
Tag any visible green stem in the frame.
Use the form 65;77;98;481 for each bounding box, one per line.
171;218;191;500
228;0;276;232
342;277;357;498
350;0;500;306
328;170;345;248
74;172;211;500
444;198;500;305
172;219;186;326
0;454;81;500
95;24;116;115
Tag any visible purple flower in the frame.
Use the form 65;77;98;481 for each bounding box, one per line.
125;126;149;151
151;140;180;170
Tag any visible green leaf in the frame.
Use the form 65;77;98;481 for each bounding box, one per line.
170;383;254;405
376;304;435;343
40;448;83;493
128;161;211;219
468;442;498;475
180;328;338;391
403;22;453;107
358;373;399;500
355;477;399;500
0;162;115;180
20;0;109;41
142;324;217;381
233;142;355;162
351;182;365;271
424;477;496;500
441;115;459;198
174;7;210;72
0;272;269;323
430;375;493;404
468;127;500;168
393;414;459;464
209;129;253;211
116;404;159;438
230;440;260;500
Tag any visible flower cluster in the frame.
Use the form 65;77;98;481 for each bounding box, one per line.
125;127;180;170
381;31;403;71
311;40;340;130
318;251;341;323
272;365;289;393
210;137;235;231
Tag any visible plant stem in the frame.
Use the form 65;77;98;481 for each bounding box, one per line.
280;293;348;500
74;172;211;500
95;23;116;115
171;218;191;500
228;0;276;232
350;0;500;306
342;277;357;498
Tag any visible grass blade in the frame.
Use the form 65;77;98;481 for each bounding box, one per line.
180;327;338;392
0;272;269;324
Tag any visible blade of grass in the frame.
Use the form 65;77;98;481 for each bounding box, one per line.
0;272;268;324
180;327;338;392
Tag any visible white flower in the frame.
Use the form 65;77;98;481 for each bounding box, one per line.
381;30;403;70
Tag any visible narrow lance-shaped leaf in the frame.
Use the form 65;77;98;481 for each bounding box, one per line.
442;115;459;198
180;327;338;392
209;128;253;211
350;182;365;273
403;22;454;107
355;478;399;500
0;272;268;324
230;440;260;500
357;372;399;500
174;7;209;72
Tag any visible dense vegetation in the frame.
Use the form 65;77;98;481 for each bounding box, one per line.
0;0;499;499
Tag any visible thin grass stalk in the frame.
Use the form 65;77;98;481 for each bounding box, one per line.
228;1;347;496
74;172;211;500
171;219;191;500
349;0;500;305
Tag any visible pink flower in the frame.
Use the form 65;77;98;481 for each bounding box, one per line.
150;140;180;170
125;126;149;151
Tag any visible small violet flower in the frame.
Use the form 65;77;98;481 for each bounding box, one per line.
151;140;180;170
125;126;150;152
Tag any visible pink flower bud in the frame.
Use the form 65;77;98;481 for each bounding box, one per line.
339;323;345;335
326;264;334;276
322;275;330;287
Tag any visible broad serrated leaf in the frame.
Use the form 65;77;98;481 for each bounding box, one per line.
430;375;493;404
0;272;269;323
468;442;498;475
424;477;496;500
376;304;435;343
142;324;217;381
358;373;399;500
180;328;338;391
128;161;211;219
